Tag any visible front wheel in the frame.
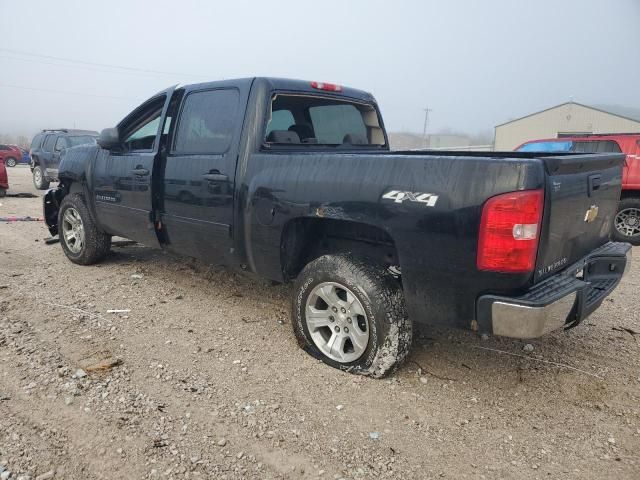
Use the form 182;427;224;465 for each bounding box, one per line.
32;165;50;190
612;197;640;246
5;157;17;167
292;254;412;377
59;194;111;265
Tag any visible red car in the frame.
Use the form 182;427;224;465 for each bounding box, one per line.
0;144;23;167
516;133;640;245
0;157;7;197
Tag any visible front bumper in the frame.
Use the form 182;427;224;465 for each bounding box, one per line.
477;242;632;339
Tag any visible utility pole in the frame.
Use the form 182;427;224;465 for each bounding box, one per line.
422;107;432;148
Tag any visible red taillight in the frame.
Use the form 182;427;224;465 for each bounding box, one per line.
310;81;342;92
477;189;543;273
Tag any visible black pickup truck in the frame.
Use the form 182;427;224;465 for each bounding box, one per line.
44;77;632;377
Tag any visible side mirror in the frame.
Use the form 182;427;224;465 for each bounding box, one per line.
97;127;120;150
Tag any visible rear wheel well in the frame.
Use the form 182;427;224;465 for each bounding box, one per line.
280;218;399;281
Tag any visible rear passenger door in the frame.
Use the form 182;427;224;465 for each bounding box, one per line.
40;134;56;174
52;136;69;171
161;82;248;262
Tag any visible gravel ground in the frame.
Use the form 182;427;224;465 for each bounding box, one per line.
1;165;639;480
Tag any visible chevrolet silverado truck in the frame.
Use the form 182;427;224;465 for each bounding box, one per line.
43;77;632;377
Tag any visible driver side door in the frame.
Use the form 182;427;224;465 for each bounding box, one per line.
93;88;175;247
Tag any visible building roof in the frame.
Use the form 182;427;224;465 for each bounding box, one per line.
496;101;640;128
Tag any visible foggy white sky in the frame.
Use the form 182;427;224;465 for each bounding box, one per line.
1;0;639;138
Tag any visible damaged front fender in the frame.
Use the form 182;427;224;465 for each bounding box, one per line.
43;186;66;236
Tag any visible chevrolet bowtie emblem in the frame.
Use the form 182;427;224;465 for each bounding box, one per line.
584;205;599;223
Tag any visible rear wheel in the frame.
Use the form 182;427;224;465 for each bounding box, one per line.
59;194;111;265
5;157;17;167
292;254;412;377
613;197;640;246
33;165;50;190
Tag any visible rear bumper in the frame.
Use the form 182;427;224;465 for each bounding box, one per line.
477;242;632;339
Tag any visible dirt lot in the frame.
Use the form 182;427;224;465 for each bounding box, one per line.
0;165;639;480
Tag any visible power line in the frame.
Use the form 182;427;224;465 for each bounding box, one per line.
0;83;137;101
0;54;192;80
0;47;210;79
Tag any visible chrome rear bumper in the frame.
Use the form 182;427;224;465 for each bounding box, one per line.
477;242;632;339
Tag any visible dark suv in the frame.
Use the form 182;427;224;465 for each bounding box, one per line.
29;129;98;189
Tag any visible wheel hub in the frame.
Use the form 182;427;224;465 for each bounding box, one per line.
62;207;85;254
305;282;369;363
615;207;640;237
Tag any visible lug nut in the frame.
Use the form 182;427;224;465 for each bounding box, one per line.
334;326;340;332
329;316;335;322
341;307;346;313
347;317;352;323
332;307;338;313
344;327;349;333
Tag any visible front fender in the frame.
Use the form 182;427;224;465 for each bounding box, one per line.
43;187;66;236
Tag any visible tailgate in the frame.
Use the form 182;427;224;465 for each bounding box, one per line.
535;153;625;282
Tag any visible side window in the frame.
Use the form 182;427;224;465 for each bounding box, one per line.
173;89;239;154
42;135;57;152
573;140;621;153
266;109;295;135
54;136;68;151
0;145;8;151
602;141;621;153
119;95;166;152
30;134;43;150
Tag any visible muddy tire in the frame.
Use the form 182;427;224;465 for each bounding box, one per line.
292;254;411;377
5;157;17;167
59;193;111;265
612;197;640;246
32;165;50;190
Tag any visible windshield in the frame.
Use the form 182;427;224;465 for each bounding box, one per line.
265;94;386;147
68;136;97;147
517;140;572;152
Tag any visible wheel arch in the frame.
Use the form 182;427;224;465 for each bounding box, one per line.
280;217;400;282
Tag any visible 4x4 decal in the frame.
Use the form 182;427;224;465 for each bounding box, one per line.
382;190;439;207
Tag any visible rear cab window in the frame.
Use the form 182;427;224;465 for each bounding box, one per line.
264;94;386;148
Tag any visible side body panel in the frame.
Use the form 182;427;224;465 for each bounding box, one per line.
239;151;545;328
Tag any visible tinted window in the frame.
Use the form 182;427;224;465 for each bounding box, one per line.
572;140;621;153
55;137;68;151
30;134;44;150
309;104;368;144
174;89;239;154
42;135;57;152
67;136;97;147
0;145;9;151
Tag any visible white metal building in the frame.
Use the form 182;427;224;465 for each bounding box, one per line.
494;102;640;151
